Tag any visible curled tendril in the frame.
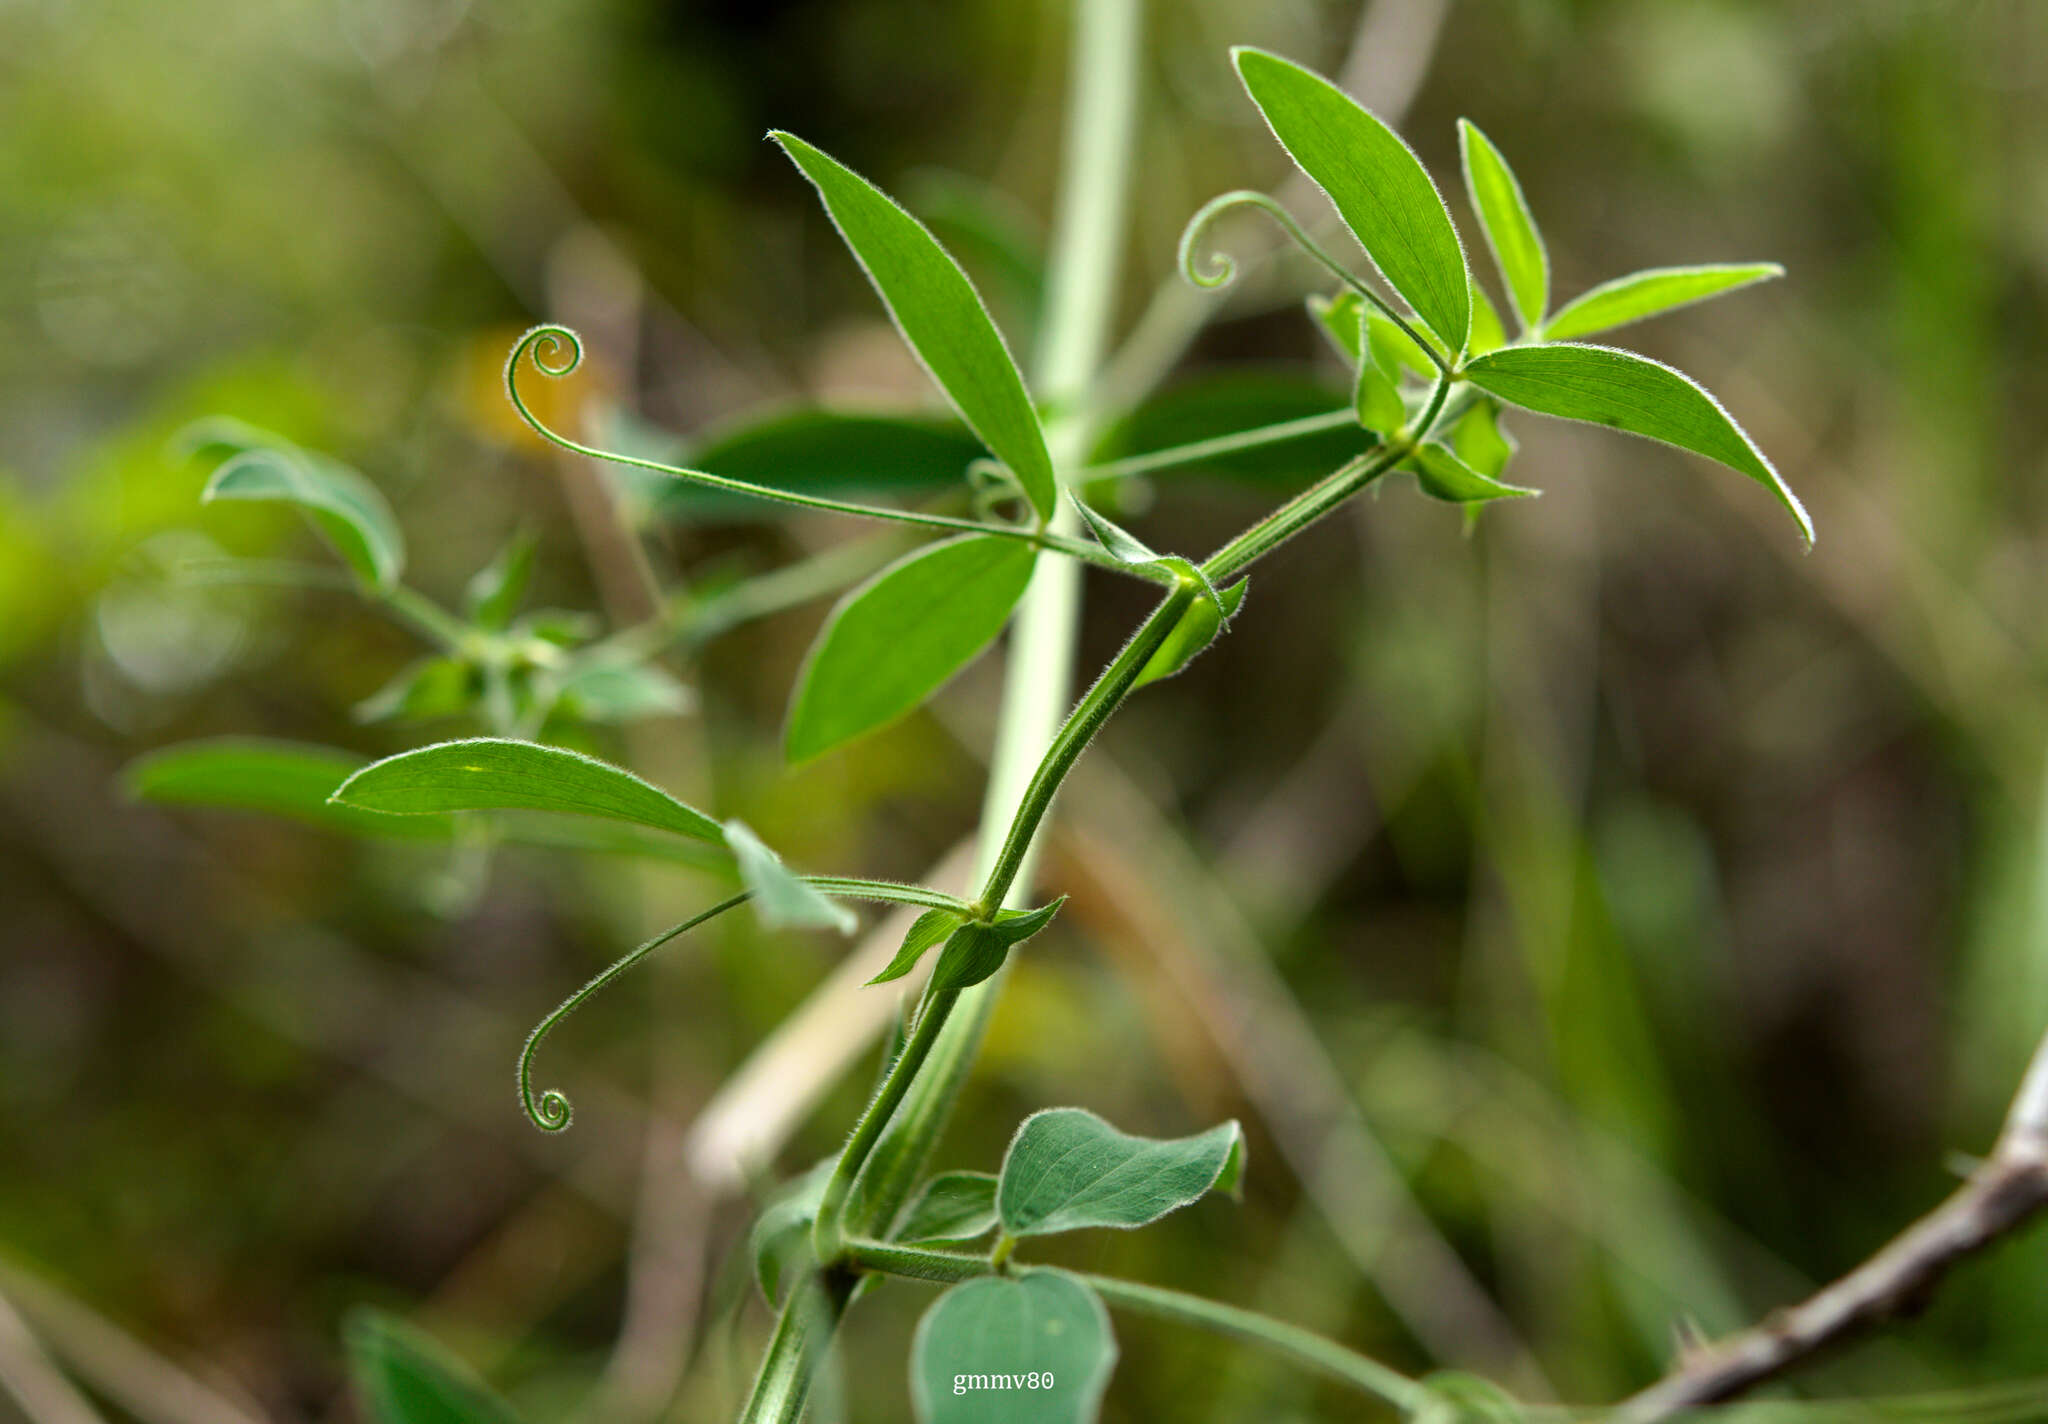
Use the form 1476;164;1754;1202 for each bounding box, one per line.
518;892;750;1133
1176;191;1451;375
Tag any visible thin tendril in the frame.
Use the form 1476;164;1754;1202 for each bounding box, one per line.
1175;193;1451;373
519;892;750;1132
503;326;1167;584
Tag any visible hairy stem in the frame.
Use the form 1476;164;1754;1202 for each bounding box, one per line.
834;1240;1422;1412
1201;371;1456;582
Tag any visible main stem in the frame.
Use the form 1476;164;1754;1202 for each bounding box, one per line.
749;4;1141;1416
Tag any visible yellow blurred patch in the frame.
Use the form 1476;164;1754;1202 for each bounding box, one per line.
455;325;617;453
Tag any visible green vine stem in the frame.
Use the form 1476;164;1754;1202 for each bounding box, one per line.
836;1239;1423;1413
503;325;1170;585
1200;368;1456;582
810;578;1199;1262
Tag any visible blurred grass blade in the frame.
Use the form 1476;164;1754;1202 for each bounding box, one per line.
344;1310;522;1424
1458;120;1548;332
910;1269;1116;1424
726;820;856;933
1089;372;1367;491
1463;343;1813;545
1233;47;1470;352
331;738;724;843
125;738;453;840
996;1108;1244;1238
896;1172;1000;1245
203;447;404;590
1541;263;1783;342
773;132;1057;521
1409;441;1537;504
785;535;1037;763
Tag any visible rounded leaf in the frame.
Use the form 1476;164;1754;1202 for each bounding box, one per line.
997;1108;1246;1238
911;1269;1117;1424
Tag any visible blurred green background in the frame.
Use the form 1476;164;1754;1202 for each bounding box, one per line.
4;0;2048;1419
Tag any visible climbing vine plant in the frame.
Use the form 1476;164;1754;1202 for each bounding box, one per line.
130;40;1807;1424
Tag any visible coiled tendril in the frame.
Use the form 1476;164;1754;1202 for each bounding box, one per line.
1175;191;1449;374
519;892;751;1132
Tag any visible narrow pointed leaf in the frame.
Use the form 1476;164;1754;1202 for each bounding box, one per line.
1409;441;1537;504
896;1171;1000;1245
1068;494;1155;564
204;446;405;589
354;657;476;724
911;1269;1116;1424
345;1310;522;1424
928;898;1065;995
997;1108;1246;1238
1234;47;1470;351
1463;343;1812;544
785;535;1037;763
464;530;536;629
1134;578;1247;688
773;132;1057;522
870;907;966;985
725;820;856;933
331;738;724;842
1541;263;1783;342
1458;120;1548;331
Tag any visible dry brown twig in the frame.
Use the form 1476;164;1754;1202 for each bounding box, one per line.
1617;1027;2048;1420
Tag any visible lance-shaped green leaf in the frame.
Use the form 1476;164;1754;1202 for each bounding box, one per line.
785;535;1037;763
896;1171;1000;1245
331;738;724;843
1407;441;1537;504
870;907;967;985
1134;577;1247;688
749;1161;833;1306
911;1269;1116;1424
1463;343;1813;544
773;132;1057;522
927;898;1065;994
1541;263;1783;343
1458;120;1548;332
996;1108;1245;1239
204;446;405;590
345;1310;523;1424
725;819;856;934
1234;47;1470;351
